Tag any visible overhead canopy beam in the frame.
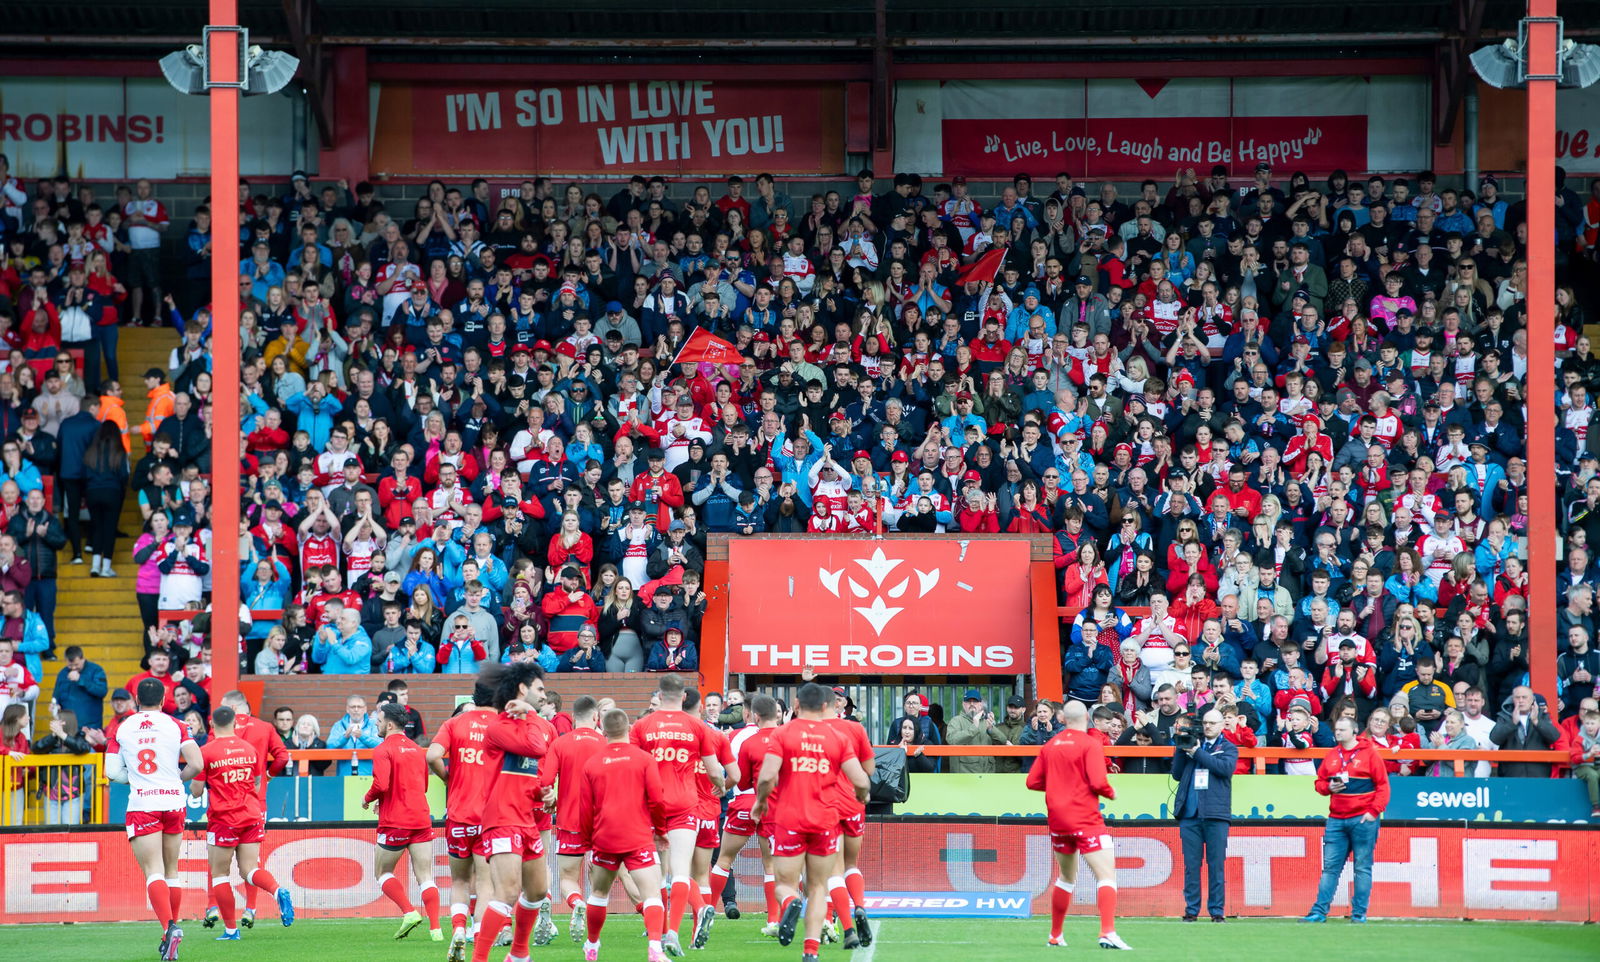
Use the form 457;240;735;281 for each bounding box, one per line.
1435;0;1488;144
281;0;333;146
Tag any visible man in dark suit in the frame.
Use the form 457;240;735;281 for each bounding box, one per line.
1172;709;1238;922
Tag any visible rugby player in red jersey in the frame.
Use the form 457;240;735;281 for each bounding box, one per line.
824;686;876;949
576;708;671;962
629;674;725;957
538;695;606;942
752;682;870;962
1024;701;1130;950
363;703;443;942
429;682;499;961
471;662;558;962
106;678;204;961
682;687;737;949
203;691;290;930
709;694;781;934
188;706;294;941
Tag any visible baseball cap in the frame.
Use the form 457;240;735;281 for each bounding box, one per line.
605;300;623;314
1336;388;1357;403
1075;275;1094;286
669;519;687;532
963;688;983;701
1338;639;1357;650
1255;161;1272;172
112;687;134;700
951;175;967;186
628;500;647;512
852;449;871;461
962;469;982;483
646;448;666;460
383;570;402;585
891;450;910;463
1006;695;1027;709
20;407;37;419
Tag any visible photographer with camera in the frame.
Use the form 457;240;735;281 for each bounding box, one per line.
1171;709;1237;922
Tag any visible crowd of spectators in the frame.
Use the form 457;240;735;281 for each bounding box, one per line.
5;155;1600;807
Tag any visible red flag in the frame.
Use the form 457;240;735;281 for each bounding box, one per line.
671;326;745;366
954;245;1007;287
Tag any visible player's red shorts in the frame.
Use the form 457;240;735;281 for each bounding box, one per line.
126;809;185;839
694;816;721;849
838;811;865;839
556;829;587;858
1050;825;1111;855
477;826;546;862
445;820;482;860
770;826;840;858
591;846;659;872
534;809;553;833
657;811;697;835
207;821;265;848
377;825;436;849
723;797;770;839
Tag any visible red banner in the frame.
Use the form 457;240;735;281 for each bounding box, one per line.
725;538;1033;674
370;81;845;177
4;822;1596;923
941;116;1369;180
858;822;1600;922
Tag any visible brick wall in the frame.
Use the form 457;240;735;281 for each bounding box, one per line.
258;671;663;734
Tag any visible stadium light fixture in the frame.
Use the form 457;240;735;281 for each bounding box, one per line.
159;30;300;96
1469;25;1600;89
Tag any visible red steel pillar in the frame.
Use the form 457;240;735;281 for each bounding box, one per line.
1524;0;1558;709
208;0;242;696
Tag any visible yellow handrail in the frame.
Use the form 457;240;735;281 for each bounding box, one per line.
0;754;106;827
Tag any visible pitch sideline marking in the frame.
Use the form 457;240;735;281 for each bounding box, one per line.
852;921;882;962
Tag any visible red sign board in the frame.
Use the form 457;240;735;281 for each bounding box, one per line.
860;822;1600;922
725;538;1033;674
370;81;845;176
941;116;1369;180
4;822;1596;923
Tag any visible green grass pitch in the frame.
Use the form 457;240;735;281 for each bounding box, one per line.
6;915;1596;961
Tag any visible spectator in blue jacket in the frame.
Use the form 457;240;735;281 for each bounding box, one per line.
690;454;742;532
311;609;372;674
282;382;341;451
50;645;108;731
1063;621;1115;703
645;625;699;672
241;557;291;640
326;694;381;775
382;622;436;674
557;624;608;672
2;590;51;680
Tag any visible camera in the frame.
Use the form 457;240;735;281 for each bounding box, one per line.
1172;728;1199;751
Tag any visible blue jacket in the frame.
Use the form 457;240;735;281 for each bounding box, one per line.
0;460;42;496
691;473;742;532
51;658;108;729
437;635;487;674
1172;736;1238;820
8;610;50;679
283;392;343;451
241;561;291;639
326;713;381;774
383;641;437;674
311;626;372;674
56;411;100;481
1062;639;1114;702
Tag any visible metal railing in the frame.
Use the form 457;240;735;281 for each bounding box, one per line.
0;754;105;826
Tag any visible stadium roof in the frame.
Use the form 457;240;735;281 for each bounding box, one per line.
6;0;1597;57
